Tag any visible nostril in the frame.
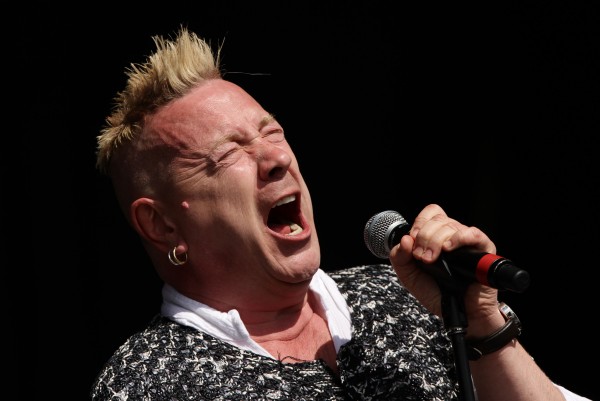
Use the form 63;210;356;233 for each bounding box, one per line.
269;166;286;179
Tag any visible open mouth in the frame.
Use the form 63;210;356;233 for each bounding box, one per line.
267;194;304;236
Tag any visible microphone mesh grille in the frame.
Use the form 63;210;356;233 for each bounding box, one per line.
363;210;405;259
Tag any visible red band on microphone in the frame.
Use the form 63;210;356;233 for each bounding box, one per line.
476;253;503;286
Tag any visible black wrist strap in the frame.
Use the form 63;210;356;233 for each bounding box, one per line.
466;302;522;361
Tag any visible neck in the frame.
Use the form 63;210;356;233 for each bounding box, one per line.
243;292;314;341
245;291;338;374
168;268;315;319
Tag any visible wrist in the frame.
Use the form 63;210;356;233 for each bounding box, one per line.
466;302;522;361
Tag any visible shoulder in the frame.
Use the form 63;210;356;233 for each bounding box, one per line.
325;264;407;299
325;264;399;285
90;315;221;400
323;264;443;332
105;315;197;358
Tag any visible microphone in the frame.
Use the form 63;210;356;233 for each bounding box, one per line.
364;210;530;293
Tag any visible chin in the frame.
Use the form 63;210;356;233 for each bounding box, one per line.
279;252;321;284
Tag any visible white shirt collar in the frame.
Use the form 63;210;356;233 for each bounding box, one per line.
161;269;352;359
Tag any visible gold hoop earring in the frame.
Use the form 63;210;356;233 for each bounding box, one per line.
168;247;188;266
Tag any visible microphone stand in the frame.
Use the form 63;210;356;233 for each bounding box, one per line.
438;284;477;401
420;260;477;401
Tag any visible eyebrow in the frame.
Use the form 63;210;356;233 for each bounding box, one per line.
259;114;276;129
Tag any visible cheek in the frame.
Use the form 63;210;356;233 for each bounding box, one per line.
302;188;314;219
193;170;256;211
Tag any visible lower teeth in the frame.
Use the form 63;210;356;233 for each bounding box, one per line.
289;223;303;235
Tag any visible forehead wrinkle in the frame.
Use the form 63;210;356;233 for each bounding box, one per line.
170;146;211;185
153;114;200;149
143;118;210;180
146;114;212;170
206;112;278;151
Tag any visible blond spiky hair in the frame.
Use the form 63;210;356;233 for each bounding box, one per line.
96;27;223;174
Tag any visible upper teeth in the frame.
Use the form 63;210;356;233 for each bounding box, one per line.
273;195;295;208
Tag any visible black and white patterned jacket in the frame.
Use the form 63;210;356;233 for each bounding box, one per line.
91;264;459;400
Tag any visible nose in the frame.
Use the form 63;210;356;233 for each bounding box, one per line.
255;141;292;181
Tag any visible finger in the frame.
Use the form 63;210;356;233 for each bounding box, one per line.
389;232;416;266
443;225;497;254
412;214;465;263
410;204;448;237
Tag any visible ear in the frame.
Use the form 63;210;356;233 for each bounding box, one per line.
129;198;179;253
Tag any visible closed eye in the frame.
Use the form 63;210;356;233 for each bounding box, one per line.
264;130;285;143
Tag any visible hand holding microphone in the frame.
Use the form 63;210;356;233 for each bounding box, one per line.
364;210;530;293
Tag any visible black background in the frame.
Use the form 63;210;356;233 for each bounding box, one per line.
27;2;598;400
